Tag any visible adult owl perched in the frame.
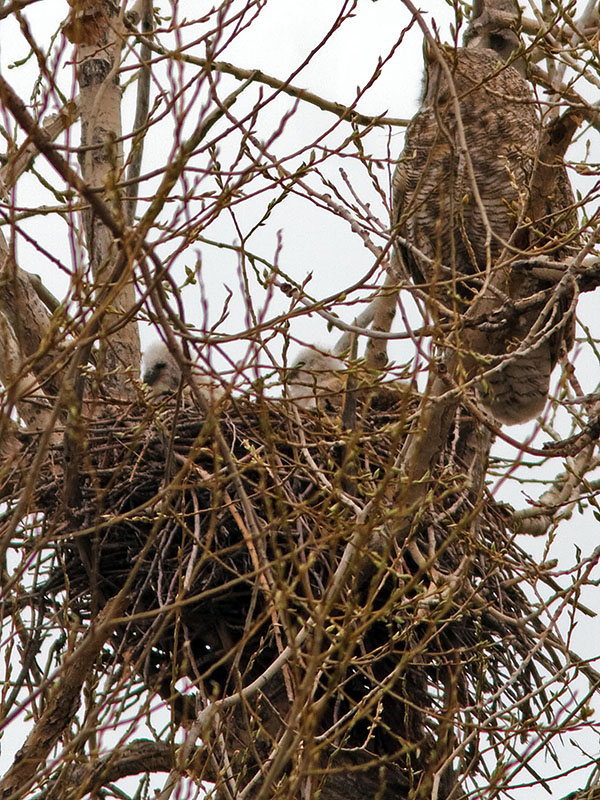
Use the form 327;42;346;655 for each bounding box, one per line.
391;11;576;425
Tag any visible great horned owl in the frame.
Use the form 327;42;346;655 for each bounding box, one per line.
286;347;345;410
142;340;222;402
142;341;182;396
391;23;576;425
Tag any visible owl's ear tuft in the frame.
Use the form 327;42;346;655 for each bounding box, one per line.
471;0;485;20
422;37;432;65
470;0;521;24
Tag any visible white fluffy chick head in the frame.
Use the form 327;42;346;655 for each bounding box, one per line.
142;341;182;397
286;347;345;410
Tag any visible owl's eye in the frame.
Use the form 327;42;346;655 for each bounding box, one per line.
489;33;507;52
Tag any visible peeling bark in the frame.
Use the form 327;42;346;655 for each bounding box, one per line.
69;0;140;398
364;274;399;370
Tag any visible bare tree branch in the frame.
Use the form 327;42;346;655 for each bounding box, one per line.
66;0;140;397
0;589;131;800
124;25;411;129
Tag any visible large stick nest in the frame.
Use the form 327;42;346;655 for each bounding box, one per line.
14;386;567;795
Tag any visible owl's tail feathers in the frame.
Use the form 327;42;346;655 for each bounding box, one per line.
477;346;553;426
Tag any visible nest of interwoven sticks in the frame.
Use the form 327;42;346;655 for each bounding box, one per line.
17;384;568;793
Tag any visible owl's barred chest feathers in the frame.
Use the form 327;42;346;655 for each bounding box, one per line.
394;49;539;283
392;46;576;425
